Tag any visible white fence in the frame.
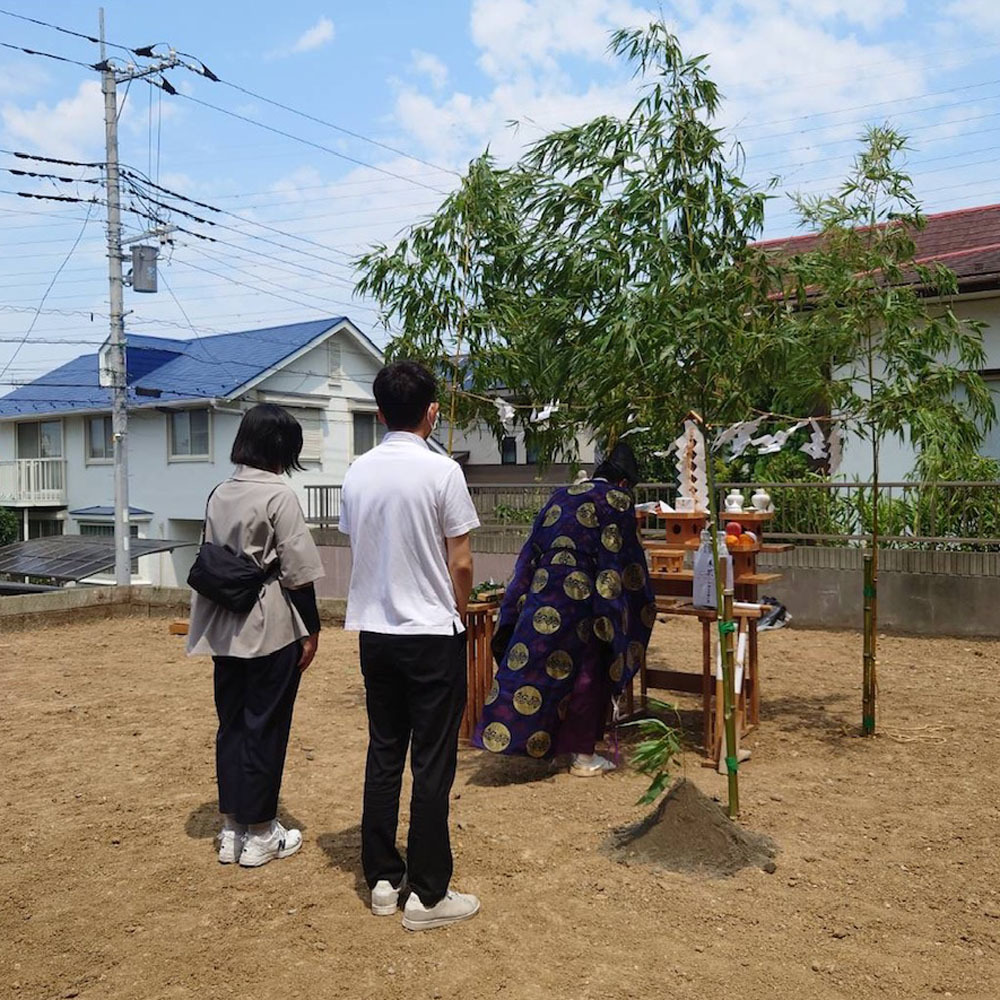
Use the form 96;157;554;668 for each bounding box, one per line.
0;459;67;504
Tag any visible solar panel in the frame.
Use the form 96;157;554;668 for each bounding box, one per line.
0;536;195;582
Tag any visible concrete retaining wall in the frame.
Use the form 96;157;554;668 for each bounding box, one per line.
0;585;347;632
313;530;1000;638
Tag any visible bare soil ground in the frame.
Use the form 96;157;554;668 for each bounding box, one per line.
2;615;999;1000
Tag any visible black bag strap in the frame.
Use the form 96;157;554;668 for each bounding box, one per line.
199;482;226;545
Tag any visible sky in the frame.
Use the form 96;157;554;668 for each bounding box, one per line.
0;0;997;390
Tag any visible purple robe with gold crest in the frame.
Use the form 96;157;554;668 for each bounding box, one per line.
472;479;655;758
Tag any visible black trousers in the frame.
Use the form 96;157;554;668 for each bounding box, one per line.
360;629;467;907
214;640;301;826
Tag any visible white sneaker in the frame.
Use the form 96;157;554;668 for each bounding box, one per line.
569;753;616;777
238;822;302;868
216;828;245;864
371;877;406;916
402;890;480;931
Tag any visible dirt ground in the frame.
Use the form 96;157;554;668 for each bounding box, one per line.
2;614;999;1000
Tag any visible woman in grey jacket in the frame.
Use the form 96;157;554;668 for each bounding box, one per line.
188;404;325;867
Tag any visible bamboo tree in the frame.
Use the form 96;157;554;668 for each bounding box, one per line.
779;126;995;734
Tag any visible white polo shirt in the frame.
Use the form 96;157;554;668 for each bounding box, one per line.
339;431;480;635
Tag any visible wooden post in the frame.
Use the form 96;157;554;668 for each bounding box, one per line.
862;553;876;736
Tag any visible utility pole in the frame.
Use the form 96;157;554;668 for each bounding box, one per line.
99;8;130;587
97;9;185;587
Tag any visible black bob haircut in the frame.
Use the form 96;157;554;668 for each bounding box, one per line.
594;441;641;489
230;403;305;474
373;360;437;431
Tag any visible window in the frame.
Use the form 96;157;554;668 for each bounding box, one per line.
352;412;385;457
501;436;517;465
169;409;210;459
28;517;63;539
87;415;114;461
328;340;343;382
79;522;139;574
17;420;62;458
288;407;323;463
525;440;539;465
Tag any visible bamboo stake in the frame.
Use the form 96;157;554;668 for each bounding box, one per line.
862;552;876;736
693;409;740;818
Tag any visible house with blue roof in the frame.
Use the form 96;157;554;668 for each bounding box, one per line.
0;316;385;587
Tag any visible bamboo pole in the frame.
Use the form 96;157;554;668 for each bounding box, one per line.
694;409;740;817
720;588;740;817
862;552;876;736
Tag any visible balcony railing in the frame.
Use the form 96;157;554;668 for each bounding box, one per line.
0;458;67;504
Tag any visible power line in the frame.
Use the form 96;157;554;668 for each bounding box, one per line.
167;88;451;196
215;79;460;179
0;39;95;69
0;203;95;381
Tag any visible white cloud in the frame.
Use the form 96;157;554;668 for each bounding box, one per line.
944;0;1000;36
1;80;105;160
265;16;336;59
291;16;336;54
412;50;449;90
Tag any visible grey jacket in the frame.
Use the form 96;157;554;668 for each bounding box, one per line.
187;465;325;658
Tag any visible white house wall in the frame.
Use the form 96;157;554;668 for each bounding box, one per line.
1;328;382;588
836;292;1000;481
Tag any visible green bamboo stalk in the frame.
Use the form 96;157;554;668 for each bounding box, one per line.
720;587;740;817
862;552;876;736
698;413;739;817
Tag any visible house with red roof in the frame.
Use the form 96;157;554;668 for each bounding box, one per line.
757;202;1000;479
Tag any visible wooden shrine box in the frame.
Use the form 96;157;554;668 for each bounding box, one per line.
656;511;710;547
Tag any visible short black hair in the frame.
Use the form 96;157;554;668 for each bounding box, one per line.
595;441;641;488
373;360;437;431
230;403;304;474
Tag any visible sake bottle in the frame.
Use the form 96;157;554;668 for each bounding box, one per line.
692;529;734;609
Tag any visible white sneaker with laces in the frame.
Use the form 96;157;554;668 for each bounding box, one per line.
238;822;302;868
402;890;480;931
371;878;406;916
216;828;245;865
569;752;616;777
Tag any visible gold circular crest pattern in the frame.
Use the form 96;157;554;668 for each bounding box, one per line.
517;593;527;611
513;685;543;715
542;504;562;527
563;570;592;601
623;562;646;591
482;722;511;753
627;641;645;671
551;536;576;550
596;569;623;600
526;730;552;758
545;649;574;680
557;694;572;720
551;550;577;567
641;602;658;628
606;489;631;512
567;481;594;495
531;568;549;593
575;618;593;643
484;678;500;705
601;523;623;553
593;616;615;642
576;502;599;528
533;606;562;635
609;654;624;682
506;642;529;671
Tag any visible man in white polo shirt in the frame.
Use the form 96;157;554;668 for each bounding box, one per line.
339;360;481;931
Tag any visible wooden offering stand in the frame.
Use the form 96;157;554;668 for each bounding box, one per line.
461;598;500;744
635;506;791;757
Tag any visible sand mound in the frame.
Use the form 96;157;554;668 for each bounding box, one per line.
608;778;776;877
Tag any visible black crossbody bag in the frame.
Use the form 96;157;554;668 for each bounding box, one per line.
187;484;276;613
